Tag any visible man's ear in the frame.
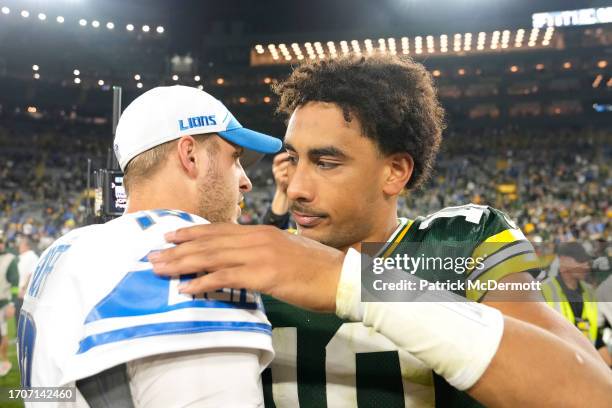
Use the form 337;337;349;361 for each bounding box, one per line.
382;152;414;196
177;136;199;178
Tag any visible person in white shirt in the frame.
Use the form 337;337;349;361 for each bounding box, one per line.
16;235;38;318
18;86;281;407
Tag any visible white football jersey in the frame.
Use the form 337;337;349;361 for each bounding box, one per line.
17;209;274;393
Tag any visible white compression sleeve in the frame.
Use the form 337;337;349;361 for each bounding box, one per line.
127;348;263;408
336;248;504;391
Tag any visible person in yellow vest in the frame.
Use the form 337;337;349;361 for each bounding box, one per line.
542;242;611;366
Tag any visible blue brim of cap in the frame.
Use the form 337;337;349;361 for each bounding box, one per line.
218;127;282;154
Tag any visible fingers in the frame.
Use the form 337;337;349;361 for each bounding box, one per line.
164;222;253;244
273;152;290;166
151;233;243;265
152;246;250;277
274;162;290;176
178;267;251;294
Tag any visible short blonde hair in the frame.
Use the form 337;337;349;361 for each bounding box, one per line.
123;134;216;196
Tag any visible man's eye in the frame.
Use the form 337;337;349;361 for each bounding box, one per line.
317;161;339;169
287;155;298;164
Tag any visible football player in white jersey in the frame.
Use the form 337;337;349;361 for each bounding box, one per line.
17;85;282;407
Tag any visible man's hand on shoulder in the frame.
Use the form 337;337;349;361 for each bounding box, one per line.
150;223;344;312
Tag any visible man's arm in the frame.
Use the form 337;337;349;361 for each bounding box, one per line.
483;272;605;364
151;224;612;407
262;152;291;229
468;313;611;407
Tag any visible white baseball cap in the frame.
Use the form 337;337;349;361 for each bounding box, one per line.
114;85;282;171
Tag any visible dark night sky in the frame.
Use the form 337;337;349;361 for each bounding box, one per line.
8;0;609;53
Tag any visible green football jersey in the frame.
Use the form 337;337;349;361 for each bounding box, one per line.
262;204;540;408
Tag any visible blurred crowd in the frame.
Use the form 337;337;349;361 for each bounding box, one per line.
400;127;610;245
0;118;610;255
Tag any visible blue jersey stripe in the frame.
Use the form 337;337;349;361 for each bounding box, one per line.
78;320;272;354
84;269;260;324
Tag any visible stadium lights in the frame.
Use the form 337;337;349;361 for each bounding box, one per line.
92;20;100;28
134;74;141;81
74;77;81;84
510;65;519;73
263;96;271;103
563;61;572;69
401;37;409;54
33;73;40;79
239;97;247;104
142;25;150;33
126;24;134;31
464;33;472;51
38;13;46;21
252;27;555;65
197;85;204;90
1;7;9;15
27;106;37;114
194;75;201;82
432;69;441;77
57;16;64;23
156;26;164;34
453;33;461;52
137;82;143;89
98;80;105;86
172;74;179;81
21;10;29;18
477;32;485;51
73;69;80;76
458;68;466;76
535;63;545;70
32;65;39;71
216;78;225;85
106;22;114;30
79;19;87;26
340;40;349;55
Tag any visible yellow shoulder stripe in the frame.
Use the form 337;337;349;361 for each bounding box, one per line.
471;228;527;260
382;220;413;258
467;252;541;301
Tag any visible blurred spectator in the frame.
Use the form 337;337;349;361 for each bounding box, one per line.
16;235;39;318
0;237;18;376
541;242;611;365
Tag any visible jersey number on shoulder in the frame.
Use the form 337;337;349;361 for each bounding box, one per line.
419;204;487;230
135;209;194;230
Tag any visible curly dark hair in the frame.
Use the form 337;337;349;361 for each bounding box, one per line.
273;54;445;189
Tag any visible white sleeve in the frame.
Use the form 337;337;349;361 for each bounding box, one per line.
336;248;504;391
127;348;263;408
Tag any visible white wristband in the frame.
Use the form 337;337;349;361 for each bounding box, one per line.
335;248;365;321
335;248;504;390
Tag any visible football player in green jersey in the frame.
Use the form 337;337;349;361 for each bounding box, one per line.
151;55;612;407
